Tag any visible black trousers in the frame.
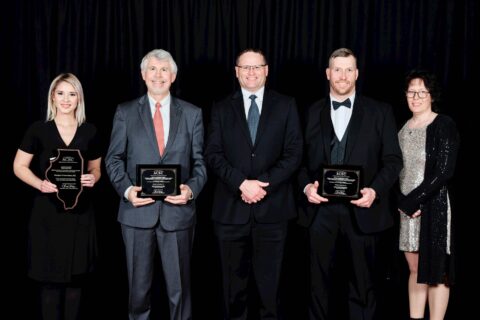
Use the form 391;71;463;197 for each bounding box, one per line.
309;203;377;320
215;220;288;320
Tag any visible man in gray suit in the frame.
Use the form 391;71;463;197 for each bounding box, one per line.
105;49;207;320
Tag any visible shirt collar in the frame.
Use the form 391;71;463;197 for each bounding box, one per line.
147;93;171;108
241;86;265;101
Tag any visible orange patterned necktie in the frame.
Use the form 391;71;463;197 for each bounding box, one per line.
153;102;165;156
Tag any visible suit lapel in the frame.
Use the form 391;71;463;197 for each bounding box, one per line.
321;99;333;162
344;96;364;162
231;91;253;148
137;95;160;156
164;97;182;157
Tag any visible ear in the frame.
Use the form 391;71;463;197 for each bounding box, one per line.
355;69;359;80
325;68;331;80
265;65;269;77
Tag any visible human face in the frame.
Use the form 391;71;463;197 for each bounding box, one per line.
406;78;432;115
326;56;358;100
52;81;78;116
235;52;268;92
142;57;176;100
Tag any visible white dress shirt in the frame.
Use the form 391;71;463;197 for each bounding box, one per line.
241;87;265;118
330;93;356;141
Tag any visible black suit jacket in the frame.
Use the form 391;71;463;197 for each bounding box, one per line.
297;95;403;234
205;89;303;224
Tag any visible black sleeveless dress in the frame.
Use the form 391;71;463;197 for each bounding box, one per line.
19;120;101;283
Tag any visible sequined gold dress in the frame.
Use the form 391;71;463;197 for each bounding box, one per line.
398;124;426;252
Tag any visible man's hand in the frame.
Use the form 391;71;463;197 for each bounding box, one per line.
128;186;155;207
304;181;329;204
165;184;193;205
239;180;269;204
350;187;376;208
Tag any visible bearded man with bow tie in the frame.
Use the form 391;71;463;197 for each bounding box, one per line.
297;48;403;320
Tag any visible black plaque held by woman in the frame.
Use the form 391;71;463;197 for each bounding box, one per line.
45;149;84;210
320;165;363;200
137;164;181;199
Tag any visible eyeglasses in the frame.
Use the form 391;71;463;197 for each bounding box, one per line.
236;65;266;71
406;91;430;99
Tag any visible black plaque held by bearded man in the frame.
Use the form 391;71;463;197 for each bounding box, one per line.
45;149;84;210
319;165;363;200
137;164;181;199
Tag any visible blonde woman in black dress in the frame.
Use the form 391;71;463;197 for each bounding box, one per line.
13;73;101;320
398;70;459;320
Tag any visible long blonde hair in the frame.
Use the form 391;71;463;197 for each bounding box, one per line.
46;73;86;125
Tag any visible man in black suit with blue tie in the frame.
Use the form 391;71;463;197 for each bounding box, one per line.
205;49;303;319
298;48;403;320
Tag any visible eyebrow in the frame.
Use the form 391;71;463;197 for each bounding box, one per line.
56;90;77;94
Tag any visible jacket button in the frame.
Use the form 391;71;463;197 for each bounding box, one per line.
251;153;255;157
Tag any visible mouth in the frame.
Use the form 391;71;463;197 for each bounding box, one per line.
152;80;167;85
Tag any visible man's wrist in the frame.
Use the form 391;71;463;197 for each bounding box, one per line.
185;185;194;200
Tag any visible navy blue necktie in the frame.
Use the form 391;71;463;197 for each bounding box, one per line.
332;98;351;110
247;95;260;143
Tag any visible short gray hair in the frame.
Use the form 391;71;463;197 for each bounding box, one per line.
140;49;178;74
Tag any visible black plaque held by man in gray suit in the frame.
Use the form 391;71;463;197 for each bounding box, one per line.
45;149;84;210
320;165;363;200
137;164;181;199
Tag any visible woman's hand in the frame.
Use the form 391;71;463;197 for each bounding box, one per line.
40;179;58;193
81;174;96;187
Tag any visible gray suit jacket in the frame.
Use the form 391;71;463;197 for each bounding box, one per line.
106;94;207;231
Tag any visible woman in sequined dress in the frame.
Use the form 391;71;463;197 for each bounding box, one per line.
397;70;459;320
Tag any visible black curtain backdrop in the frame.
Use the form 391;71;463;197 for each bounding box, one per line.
2;1;478;319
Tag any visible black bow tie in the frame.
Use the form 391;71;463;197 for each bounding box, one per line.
332;99;351;110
